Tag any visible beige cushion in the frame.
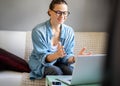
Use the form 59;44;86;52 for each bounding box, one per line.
24;31;33;61
21;73;45;86
74;32;107;57
25;32;108;61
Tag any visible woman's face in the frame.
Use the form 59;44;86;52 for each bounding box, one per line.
49;4;68;25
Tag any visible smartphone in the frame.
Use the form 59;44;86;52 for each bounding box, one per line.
51;81;61;86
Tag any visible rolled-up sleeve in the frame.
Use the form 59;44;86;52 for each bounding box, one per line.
28;21;57;79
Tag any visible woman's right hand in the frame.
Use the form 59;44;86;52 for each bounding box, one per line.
46;42;66;62
55;42;66;58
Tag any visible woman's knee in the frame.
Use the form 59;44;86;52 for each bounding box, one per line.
55;64;73;75
44;66;63;75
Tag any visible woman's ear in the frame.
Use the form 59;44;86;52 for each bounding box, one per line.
48;9;51;16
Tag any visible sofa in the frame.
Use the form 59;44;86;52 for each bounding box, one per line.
0;31;108;86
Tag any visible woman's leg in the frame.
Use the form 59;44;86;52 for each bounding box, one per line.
44;65;63;77
55;63;73;75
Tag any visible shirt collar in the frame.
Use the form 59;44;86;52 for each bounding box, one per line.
46;20;53;39
60;24;65;39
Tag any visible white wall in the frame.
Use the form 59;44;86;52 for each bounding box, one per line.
0;0;110;32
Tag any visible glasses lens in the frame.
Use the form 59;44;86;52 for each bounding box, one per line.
63;12;69;16
53;10;70;16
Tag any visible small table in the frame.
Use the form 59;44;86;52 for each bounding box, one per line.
46;75;101;86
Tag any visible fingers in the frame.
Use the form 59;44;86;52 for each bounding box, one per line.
57;42;61;49
57;42;63;51
79;47;86;55
56;42;66;58
86;52;92;55
78;47;92;55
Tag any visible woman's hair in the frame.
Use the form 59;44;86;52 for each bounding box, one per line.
49;0;68;10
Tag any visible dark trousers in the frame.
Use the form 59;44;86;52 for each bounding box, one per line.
44;63;73;77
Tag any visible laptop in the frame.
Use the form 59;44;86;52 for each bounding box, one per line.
56;54;106;85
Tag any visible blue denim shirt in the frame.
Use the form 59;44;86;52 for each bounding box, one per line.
28;20;75;79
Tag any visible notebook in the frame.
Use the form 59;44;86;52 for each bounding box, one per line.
56;54;106;85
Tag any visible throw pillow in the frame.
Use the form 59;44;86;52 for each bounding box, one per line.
0;48;31;72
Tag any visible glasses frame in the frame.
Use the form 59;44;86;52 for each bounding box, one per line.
51;9;70;17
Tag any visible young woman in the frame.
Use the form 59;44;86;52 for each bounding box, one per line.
28;0;91;79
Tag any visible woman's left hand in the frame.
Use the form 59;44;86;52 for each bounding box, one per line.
78;47;92;55
68;47;92;63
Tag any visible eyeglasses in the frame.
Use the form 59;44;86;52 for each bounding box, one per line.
51;9;70;17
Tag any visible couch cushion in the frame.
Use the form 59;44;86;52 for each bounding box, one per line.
0;71;22;86
0;48;30;72
25;32;108;61
74;32;107;56
0;31;26;59
24;31;33;61
21;73;45;86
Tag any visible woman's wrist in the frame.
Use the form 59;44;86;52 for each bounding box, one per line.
54;52;60;59
72;57;75;63
46;53;59;62
68;57;75;63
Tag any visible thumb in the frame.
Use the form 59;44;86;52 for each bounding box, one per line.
79;47;86;55
57;42;61;49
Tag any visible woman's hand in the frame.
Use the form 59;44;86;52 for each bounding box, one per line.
68;47;92;64
46;42;66;62
78;47;92;55
55;42;66;58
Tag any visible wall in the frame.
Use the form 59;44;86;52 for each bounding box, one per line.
0;0;110;32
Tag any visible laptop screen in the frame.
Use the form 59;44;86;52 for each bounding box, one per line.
71;54;106;85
